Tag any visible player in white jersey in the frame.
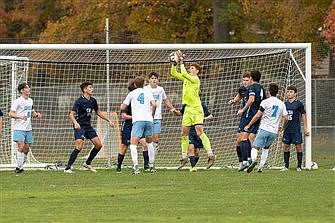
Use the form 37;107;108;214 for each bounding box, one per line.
141;72;176;155
243;83;288;173
9;82;41;174
121;76;157;174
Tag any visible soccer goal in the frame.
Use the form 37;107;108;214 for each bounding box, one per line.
0;43;312;170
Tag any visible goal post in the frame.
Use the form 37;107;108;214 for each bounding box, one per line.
0;43;312;170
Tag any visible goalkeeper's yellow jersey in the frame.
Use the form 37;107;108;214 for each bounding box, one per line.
170;64;202;108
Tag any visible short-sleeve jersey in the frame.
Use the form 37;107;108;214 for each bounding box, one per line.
244;82;266;119
10;96;35;131
284;99;306;133
123;88;154;123
259;96;288;134
238;86;248;106
144;85;167;120
72;96;99;126
0;109;3;117
170;64;202;109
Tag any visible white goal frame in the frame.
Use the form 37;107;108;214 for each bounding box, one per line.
0;43;312;169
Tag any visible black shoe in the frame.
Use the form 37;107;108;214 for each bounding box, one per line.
15;167;23;174
116;166;121;173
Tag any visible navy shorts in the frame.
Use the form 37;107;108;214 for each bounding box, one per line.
189;131;203;149
282;131;303;145
121;123;132;146
74;125;98;140
238;117;260;134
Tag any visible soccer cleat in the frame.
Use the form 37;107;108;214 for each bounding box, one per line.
246;161;258;173
257;168;263;173
143;166;150;173
150;167;156;174
15;167;23;174
64;168;73;174
206;155;216;169
296;167;302;172
190;167;197;172
238;160;251;172
116;166;122;173
280;167;289;172
83;163;97;173
132;166;140;175
177;158;188;170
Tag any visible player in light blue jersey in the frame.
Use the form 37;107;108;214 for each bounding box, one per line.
281;85;309;172
243;83;288;173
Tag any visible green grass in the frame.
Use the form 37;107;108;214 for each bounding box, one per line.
1;168;334;223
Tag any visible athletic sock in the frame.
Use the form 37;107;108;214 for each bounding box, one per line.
251;148;258;161
130;144;138;167
199;133;212;153
297;152;303;168
240;140;249;162
247;139;252;160
189;156;196;167
181;135;189;154
86;147;99;165
117;153;125;168
147;142;155;165
17;151;24;169
143;151;149;168
236;146;242;163
259;149;269;169
65;148;80;170
284;151;290;168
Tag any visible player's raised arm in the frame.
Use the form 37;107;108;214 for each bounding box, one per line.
170;63;184;81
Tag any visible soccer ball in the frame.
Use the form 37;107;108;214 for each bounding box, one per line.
169;51;180;64
311;161;318;170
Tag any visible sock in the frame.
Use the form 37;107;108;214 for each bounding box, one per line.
17;151;24;169
297;152;303;168
189;156;196;167
147;142;155;166
247;139;252;160
259;149;269;169
236;146;242;162
181;135;189;154
130;144;138;167
194;156;200;165
66;148;80;170
117;153;125;168
86;147;99;165
143;151;149;168
284;151;290;168
199;133;212;153
251;148;258;161
240;140;249;162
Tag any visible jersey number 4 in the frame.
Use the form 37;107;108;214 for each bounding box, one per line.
137;93;144;104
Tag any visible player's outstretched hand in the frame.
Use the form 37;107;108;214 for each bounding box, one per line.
175;50;185;61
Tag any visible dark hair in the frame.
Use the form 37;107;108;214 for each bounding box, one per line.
80;81;93;93
134;76;145;88
190;63;201;74
287;85;297;93
269;83;279;96
148;71;159;79
17;82;28;93
128;79;136;92
250;70;261;82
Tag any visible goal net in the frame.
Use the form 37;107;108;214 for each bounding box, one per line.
0;44;312;170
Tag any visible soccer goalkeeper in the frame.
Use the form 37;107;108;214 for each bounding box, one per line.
170;51;215;169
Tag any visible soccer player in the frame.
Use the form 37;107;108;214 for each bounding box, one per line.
64;82;115;173
0;108;3;137
228;73;251;169
141;71;177;153
9;82;41;174
120;76;157;174
281;85;309;171
243;83;288;173
170;50;215;169
237;70;266;171
174;102;214;172
117;80;149;172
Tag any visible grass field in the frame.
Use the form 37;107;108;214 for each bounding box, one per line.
0;165;334;223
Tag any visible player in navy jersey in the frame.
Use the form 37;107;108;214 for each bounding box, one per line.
237;70;266;171
281;85;309;171
117;80;149;173
174;102;213;172
229;73;251;169
64;82;115;173
0;108;3;137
